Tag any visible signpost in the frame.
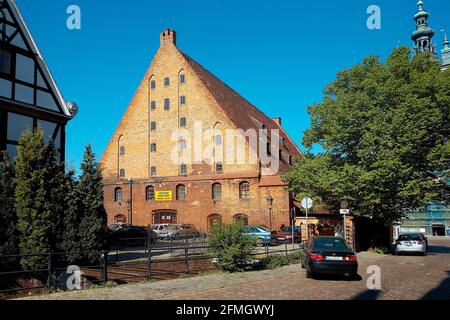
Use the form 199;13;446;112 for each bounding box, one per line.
340;209;350;240
301;197;313;241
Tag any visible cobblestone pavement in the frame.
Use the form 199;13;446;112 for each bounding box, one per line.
20;239;450;300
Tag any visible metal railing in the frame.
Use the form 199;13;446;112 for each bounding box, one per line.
0;236;302;299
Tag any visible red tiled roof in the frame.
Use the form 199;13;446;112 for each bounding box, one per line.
259;175;286;187
178;50;303;173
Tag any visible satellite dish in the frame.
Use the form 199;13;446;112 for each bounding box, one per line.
66;101;79;117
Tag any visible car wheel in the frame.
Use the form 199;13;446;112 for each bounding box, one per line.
422;251;428;256
257;238;264;246
306;270;313;279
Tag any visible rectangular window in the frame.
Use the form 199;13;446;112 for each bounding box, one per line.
120;146;125;155
180;74;185;84
180;164;187;175
151;80;156;89
7;112;33;142
164;77;170;86
180;117;186;127
15;54;35;84
215;162;223;173
119;169;125;178
151;101;156;110
0;49;12;74
151;143;157;152
151;166;157;176
150;121;156;131
164;98;170;110
180;95;186;105
180;139;187;150
215;135;222;145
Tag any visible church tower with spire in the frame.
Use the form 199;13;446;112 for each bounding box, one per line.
441;32;450;70
411;0;438;60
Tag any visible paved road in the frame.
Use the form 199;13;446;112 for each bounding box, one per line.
20;239;450;300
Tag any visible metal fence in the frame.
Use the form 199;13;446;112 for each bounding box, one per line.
0;236;301;299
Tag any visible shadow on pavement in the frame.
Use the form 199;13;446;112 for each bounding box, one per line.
351;290;381;300
312;274;363;282
421;271;450;300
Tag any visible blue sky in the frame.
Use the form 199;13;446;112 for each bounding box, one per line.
15;0;450;171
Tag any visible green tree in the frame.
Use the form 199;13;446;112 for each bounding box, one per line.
207;222;255;272
59;170;82;264
78;145;107;262
283;48;450;224
0;151;18;269
15;129;50;269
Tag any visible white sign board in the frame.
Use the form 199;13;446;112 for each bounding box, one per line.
340;209;350;215
301;197;313;209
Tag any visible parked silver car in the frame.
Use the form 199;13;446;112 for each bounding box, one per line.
394;234;428;256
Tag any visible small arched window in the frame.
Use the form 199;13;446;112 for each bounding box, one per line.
208;214;222;231
239;182;250;199
114;187;123;203
176;184;186;200
114;214;126;223
146;186;155;201
212;183;222;200
234;214;249;226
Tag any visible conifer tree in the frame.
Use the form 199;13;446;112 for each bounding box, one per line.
78;145;107;262
0;151;18;269
15;130;49;269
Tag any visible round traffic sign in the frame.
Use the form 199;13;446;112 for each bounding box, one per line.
301;197;313;209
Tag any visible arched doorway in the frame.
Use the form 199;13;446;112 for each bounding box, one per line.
114;214;126;223
152;211;177;224
233;214;249;226
208;214;222;231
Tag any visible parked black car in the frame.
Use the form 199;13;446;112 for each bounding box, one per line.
300;236;358;279
108;226;157;247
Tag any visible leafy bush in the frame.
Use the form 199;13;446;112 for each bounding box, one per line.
259;251;302;269
208;223;255;272
374;247;389;255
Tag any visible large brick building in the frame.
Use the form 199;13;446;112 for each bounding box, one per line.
101;29;303;232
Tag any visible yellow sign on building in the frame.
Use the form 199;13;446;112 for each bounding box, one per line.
155;191;173;201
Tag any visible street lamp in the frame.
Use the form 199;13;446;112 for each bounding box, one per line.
127;178;134;226
266;195;274;230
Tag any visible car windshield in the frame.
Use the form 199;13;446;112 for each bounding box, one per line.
313;238;351;252
398;234;422;241
257;226;270;232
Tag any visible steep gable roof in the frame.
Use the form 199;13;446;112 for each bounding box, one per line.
178;50;303;160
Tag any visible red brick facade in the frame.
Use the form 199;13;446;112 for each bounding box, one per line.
100;29;303;232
